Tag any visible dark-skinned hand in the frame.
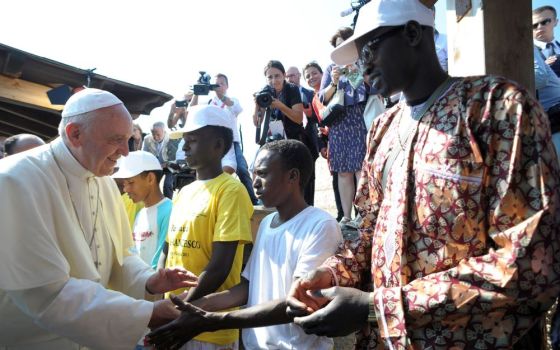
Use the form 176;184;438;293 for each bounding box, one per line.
293;286;370;338
146;295;216;349
286;267;333;318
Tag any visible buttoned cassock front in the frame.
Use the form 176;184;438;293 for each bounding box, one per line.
0;138;154;350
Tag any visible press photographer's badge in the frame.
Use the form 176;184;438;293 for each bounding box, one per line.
268;120;286;140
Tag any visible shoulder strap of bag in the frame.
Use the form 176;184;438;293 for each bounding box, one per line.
258;108;272;146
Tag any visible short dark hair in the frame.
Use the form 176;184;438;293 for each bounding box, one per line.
264;60;285;76
215;73;229;86
260;139;312;190
205;125;233;157
533;5;557;18
330;27;354;48
140;169;164;183
303;61;323;74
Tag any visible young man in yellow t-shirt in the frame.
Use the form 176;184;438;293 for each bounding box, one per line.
158;104;253;350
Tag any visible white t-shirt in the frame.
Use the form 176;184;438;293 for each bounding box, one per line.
241;206;342;350
208;95;242;142
131;197;172;268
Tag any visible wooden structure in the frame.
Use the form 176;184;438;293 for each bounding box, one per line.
0;43;172;140
446;0;534;92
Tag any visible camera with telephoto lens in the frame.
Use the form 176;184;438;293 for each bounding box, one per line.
255;85;274;108
192;71;220;95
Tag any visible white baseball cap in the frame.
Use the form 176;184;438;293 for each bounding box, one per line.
111;151;162;179
169;104;233;139
61;88;123;118
331;0;434;65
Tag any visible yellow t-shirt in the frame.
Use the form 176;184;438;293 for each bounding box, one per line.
166;172;253;345
121;193;143;229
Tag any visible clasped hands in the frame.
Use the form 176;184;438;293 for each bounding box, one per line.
147;267;370;349
286;267;371;338
146;267;198;330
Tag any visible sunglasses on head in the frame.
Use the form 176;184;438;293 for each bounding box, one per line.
533;18;552;29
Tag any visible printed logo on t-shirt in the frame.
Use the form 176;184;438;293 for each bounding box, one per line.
133;230;153;242
171;238;201;249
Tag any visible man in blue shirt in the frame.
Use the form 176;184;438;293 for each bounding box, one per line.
534;44;560;163
533;6;560;77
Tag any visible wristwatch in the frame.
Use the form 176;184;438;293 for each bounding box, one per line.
330;81;337;88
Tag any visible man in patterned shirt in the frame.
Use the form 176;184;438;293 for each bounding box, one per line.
287;0;560;349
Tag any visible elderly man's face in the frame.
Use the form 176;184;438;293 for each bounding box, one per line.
152;127;165;142
285;68;301;86
74;105;132;176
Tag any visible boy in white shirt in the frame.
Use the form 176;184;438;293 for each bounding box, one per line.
148;139;342;350
113;150;172;269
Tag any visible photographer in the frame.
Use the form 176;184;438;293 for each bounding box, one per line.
253;60;317;205
253;60;303;133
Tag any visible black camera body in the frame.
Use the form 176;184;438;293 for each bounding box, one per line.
255;85;274;108
265;133;284;143
175;100;188;107
193;71;220;95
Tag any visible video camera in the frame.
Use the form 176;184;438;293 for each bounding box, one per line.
255;85;274;108
192;71;220;96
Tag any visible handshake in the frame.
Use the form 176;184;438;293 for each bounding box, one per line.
146;267;371;349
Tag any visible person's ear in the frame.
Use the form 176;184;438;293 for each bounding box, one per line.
288;168;300;185
65;122;82;147
214;137;225;155
403;20;423;47
147;172;156;185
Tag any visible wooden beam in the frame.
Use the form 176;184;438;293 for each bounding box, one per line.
0;113;54;138
0;105;59;131
0;75;63;112
483;0;533;92
0;119;51;138
446;0;534;92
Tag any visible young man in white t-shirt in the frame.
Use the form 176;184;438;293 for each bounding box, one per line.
112;150;172;269
147;139;342;350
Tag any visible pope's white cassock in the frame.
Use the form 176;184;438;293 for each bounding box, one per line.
0;138;154;350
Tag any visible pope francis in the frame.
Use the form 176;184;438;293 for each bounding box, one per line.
0;88;197;350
